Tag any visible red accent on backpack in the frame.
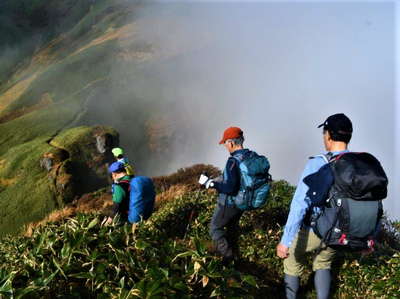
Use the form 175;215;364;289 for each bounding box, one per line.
338;234;347;244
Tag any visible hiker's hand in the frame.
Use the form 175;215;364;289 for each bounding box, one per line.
101;217;113;226
132;223;137;234
199;174;214;189
276;243;289;259
205;179;214;189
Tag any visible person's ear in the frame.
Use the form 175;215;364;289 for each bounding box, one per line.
326;130;332;142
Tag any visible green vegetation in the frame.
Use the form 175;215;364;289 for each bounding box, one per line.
0;136;56;236
0;0;184;235
0;179;398;298
0;0;130;235
0;125;118;236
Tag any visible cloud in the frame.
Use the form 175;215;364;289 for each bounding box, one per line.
103;1;398;217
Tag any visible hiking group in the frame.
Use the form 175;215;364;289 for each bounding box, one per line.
104;113;388;299
199;113;388;299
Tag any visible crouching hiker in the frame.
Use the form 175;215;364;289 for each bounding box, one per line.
199;127;272;264
104;162;156;227
104;162;131;224
277;113;388;299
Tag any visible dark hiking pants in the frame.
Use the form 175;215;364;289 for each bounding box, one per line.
210;199;243;258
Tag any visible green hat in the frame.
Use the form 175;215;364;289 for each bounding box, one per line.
112;147;124;157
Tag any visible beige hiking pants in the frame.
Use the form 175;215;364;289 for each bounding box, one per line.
284;228;336;277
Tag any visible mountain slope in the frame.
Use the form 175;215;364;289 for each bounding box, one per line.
0;125;118;236
0;0;216;234
0;0;167;235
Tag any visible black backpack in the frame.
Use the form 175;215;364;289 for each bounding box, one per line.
304;152;388;251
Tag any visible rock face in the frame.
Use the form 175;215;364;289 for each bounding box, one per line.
40;157;53;171
40;149;70;172
95;133;114;154
45;126;119;205
0;125;121;236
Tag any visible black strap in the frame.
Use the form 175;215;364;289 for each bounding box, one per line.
114;180;130;216
117;179;130;185
116;180;130;193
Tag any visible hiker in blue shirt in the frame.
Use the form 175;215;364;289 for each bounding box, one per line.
277;113;353;299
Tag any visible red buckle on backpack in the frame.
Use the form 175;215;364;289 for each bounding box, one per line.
339;233;348;245
367;239;375;249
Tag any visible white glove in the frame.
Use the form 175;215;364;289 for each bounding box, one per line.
198;174;209;185
198;174;214;189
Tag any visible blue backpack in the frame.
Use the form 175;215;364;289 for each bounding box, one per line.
232;151;272;211
128;176;156;223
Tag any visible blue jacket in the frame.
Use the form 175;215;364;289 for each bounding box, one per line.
280;150;349;247
128;176;156;223
213;149;250;196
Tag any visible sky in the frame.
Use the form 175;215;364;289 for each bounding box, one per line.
110;1;398;218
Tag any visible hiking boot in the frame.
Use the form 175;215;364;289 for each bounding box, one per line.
215;238;233;257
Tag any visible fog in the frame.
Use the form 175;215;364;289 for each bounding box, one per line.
105;2;397;218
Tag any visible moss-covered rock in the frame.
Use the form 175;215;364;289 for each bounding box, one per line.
0;125;118;236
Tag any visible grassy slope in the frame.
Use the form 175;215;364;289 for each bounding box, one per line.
0;175;398;298
0;0;130;235
0;0;214;234
0;125;118;236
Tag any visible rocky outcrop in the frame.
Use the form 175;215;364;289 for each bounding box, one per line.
41;125;119;205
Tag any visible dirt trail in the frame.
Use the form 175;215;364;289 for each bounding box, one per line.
46;77;107;147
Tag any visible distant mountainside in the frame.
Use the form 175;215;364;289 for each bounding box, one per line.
0;0;189;235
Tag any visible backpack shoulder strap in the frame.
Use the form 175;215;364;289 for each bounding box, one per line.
230;155;241;163
116;180;131;193
231;153;245;164
232;150;255;163
117;179;130;185
333;151;372;162
309;154;331;164
332;152;351;161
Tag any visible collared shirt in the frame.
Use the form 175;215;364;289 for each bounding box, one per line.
280;150;349;248
213;149;249;196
